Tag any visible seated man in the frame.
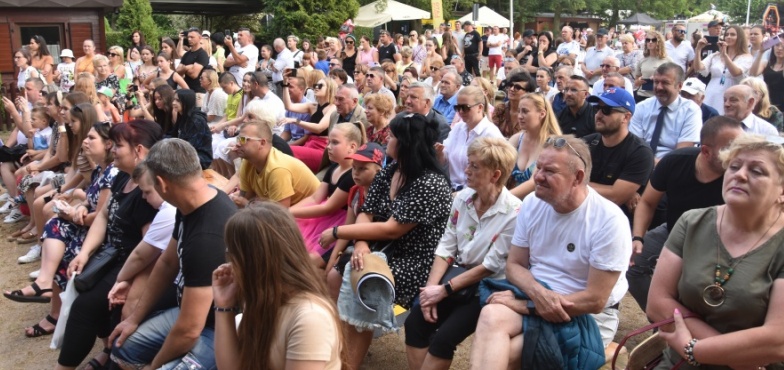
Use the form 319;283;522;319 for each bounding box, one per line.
470;135;631;369
231;118;319;208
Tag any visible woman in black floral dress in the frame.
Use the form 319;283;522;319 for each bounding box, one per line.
320;113;451;370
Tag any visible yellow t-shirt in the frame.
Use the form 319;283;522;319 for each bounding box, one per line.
268;294;342;370
224;90;243;120
239;148;320;205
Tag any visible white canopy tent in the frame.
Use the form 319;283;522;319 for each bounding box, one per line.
354;0;431;28
457;6;510;28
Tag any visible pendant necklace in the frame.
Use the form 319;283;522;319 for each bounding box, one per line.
704;208;781;307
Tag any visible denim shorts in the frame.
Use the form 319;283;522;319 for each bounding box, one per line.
111;307;217;370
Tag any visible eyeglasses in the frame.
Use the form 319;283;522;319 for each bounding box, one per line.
595;105;627;116
645;38;658;43
313;83;324;90
509;83;527;91
455;102;481;112
237;135;262;145
599;64;617;69
545;137;587;168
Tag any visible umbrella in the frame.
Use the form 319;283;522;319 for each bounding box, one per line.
457;6;510;28
619;13;663;26
354;0;431;28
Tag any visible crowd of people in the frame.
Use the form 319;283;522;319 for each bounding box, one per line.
0;18;783;369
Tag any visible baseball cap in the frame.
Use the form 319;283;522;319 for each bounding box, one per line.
346;142;384;166
708;20;724;28
202;30;211;38
587;87;635;114
681;78;706;95
97;86;113;98
597;28;609;36
523;29;536;37
59;49;75;59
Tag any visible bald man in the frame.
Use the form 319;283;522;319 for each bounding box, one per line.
722;85;779;135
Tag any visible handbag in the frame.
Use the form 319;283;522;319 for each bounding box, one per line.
74;245;119;293
438;265;479;304
611;312;699;370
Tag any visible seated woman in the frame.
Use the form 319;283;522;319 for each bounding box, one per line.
213;202;344;369
651;134;784;369
292;121;364;265
492;71;537;138
507;93;562;199
364;93;394;147
318;113;452;370
405;136;522;370
56;120;162;370
172;89;213;169
284;76;338;172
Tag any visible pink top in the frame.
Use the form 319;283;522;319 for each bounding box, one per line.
358;48;377;66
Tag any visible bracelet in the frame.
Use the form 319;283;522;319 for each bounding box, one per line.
214;306;240;313
332;226;339;240
632;236;645;244
684;338;700;366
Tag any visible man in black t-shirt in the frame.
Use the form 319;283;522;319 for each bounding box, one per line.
557;76;596;138
377;30;400;62
110;139;237;370
462;21;483;76
177;28;210;93
584;87;653;219
626;116;743;312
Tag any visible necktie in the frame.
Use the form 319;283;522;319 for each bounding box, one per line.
649;105;668;155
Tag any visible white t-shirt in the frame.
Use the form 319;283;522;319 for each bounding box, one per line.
487;34;504;56
228;43;259;87
665;40;695;75
556;40;581;57
143;202;177;250
511;187;631;307
454;31;466;54
57;62;76;92
202;88;228;124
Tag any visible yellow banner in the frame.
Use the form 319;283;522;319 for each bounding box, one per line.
431;0;443;26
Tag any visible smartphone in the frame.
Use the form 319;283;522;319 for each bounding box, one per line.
224;29;232;38
705;36;719;46
763;33;784;50
284;68;297;77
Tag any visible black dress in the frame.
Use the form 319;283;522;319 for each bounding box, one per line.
763;65;784;111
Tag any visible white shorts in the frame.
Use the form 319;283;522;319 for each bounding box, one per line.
591;307;620;348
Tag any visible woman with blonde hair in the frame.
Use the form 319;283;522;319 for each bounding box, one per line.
305;69;326;102
694;25;753;114
471;77;497;117
396;46;415;75
507;92;562;198
284;76;338;172
365;92;395;145
423;59;445;89
74;72;109;121
213;203;344;369
617;33;643;81
353;64;371;97
634;31;671;100
200;69;227;125
421;38;444;80
107;45;126;79
397;76;416;113
740;77;783;131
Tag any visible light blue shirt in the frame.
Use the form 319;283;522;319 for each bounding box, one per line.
433;93;458;124
629;95;702;159
741;113;779;136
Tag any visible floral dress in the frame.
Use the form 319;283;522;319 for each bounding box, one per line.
359;163;451;308
43;164;118;289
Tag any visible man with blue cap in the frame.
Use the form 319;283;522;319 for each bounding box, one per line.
583;87;654;219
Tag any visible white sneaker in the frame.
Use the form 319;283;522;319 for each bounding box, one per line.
0;193;9;202
18;244;41;264
29;269;39;280
3;208;24;223
0;201;15;214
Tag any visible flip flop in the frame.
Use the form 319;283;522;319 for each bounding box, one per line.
85;347;112;370
25;314;57;338
3;282;52;303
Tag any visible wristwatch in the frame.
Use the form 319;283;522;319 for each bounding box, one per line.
632;236;645;244
526;300;536;315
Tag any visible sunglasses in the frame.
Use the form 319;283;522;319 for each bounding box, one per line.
330;63;340;67
455;102;481;112
313;83;324;90
409;34;417;37
545;137;587;168
675;29;687;35
108;53;119;57
595;105;627;116
346;40;354;44
645;38;658;43
430;66;439;71
366;73;377;79
237;135;262;145
509;84;527;91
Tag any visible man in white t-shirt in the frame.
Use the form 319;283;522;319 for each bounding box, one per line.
453;20;466;55
664;23;694;74
470;135;632;368
486;26;505;84
557;26;581;59
581;28;616;86
224;28;259;87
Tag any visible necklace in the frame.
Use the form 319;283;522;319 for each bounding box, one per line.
704;207;781;307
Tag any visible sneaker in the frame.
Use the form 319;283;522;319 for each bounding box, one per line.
29;269;39;280
18;244;41;264
0;200;15;214
0;192;9;202
3;208;24;224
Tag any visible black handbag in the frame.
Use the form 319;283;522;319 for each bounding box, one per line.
74;245;119;292
438;265;479;304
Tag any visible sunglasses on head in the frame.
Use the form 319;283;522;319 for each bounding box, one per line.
455;102;481;112
545;137;587;168
237;135;262;145
313;83;324;90
646;38;658;43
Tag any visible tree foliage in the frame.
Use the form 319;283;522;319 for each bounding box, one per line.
715;0;769;24
262;0;359;42
115;0;160;50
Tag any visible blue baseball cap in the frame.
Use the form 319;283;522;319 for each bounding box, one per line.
587;87;635;114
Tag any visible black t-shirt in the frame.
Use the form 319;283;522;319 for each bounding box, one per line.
556;102;596;138
650;147;725;230
106;172;159;260
173;190;237;327
481;35;490;56
180;48;209;93
273;134;293;156
463;31;482;55
324;164;355;209
584;132;654;217
378;43;398;62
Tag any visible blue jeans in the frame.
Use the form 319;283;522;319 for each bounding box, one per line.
111;307;217;370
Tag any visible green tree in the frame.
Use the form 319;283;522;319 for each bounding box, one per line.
716;0;768;24
263;0;359;42
116;0;160;50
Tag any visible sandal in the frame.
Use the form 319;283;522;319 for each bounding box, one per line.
7;228;28;242
85;347;112;370
16;231;39;245
25;314;57;338
3;282;52;303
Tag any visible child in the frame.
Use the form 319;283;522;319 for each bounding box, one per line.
24;107;53;163
322;141;384;275
54;49;76;93
292;121;365;266
314;49;330;75
97;86;121;124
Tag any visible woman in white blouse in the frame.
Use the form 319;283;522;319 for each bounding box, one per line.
405;136;522;370
693;25;753;115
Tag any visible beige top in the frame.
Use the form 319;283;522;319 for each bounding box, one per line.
269;293;342;370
